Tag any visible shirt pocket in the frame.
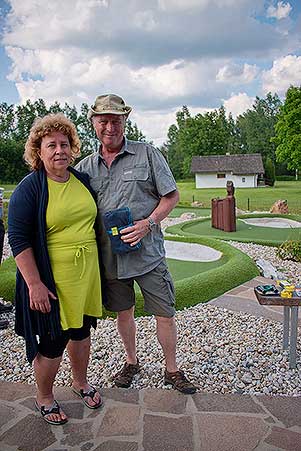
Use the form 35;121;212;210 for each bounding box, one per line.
122;164;149;182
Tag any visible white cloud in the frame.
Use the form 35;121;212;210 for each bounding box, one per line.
158;0;238;11
216;63;259;84
5;44;224;115
1;0;299;144
132;105;215;146
267;1;292;20
262;55;301;95
223;92;255;118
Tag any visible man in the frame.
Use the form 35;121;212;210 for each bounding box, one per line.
76;94;196;394
0;196;12;329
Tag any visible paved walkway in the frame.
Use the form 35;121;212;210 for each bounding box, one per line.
1;277;301;451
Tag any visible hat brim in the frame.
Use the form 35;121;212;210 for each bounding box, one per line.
88;106;132;121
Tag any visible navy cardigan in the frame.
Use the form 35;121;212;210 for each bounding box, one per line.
8;167;100;363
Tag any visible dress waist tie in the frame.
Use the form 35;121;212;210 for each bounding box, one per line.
74;244;91;279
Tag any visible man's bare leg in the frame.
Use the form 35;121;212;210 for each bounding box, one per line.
155;315;178;373
117;306;137;364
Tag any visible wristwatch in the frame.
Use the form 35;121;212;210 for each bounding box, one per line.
147;216;156;230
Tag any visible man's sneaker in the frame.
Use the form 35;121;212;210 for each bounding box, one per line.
0;302;13;314
113;359;140;388
164;370;197;394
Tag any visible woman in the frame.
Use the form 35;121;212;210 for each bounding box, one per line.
8;113;102;425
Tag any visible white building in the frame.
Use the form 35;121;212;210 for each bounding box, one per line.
191;154;264;188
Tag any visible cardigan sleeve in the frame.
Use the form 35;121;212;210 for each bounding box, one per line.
8;178;37;257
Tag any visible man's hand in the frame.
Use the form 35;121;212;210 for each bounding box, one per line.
120;219;150;246
29;281;57;313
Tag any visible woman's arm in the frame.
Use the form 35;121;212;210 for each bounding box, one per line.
15;248;57;313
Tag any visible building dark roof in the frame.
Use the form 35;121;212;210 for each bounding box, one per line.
191;153;264;175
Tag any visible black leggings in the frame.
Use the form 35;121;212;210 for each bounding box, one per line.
38;316;92;359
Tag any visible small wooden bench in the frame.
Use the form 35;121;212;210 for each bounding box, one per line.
254;288;301;369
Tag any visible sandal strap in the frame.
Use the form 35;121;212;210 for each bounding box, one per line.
169;371;195;389
40;400;60;417
79;386;97;399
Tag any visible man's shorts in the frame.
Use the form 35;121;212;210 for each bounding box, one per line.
103;260;176;317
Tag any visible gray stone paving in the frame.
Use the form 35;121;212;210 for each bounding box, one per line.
1;381;301;451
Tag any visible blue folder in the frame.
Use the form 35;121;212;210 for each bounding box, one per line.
103;207;142;254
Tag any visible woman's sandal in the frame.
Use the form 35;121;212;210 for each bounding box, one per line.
35;399;68;425
72;385;103;409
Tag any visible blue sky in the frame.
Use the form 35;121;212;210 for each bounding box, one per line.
0;0;300;144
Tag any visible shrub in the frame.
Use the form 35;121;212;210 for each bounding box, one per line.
276;175;296;181
264;157;275;186
276;240;301;262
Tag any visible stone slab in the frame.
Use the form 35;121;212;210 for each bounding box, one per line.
61;421;94;447
264;426;301;451
143;414;194;451
209;295;283;322
0;381;36;401
0;413;56;451
0;404;15;429
97;406;140;436
197;413;269;451
193;392;264;414
94;441;138;451
102;388;139;404
258;396;301;428
143;388;187;414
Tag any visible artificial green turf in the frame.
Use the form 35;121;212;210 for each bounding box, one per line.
166;214;301;246
166;256;225;280
168;206;211;218
0;257;16;304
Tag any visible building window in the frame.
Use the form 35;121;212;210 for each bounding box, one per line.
217;173;225;178
242;177;245;182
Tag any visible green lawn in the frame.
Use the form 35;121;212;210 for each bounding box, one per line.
168;206;211;218
1;184;15;199
177;180;301;213
167;214;301;246
3;180;301;212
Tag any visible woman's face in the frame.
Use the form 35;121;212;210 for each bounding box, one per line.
40;131;72;176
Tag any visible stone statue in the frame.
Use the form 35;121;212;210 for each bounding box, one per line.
226;180;235;197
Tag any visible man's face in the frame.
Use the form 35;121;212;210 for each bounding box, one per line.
92;114;125;150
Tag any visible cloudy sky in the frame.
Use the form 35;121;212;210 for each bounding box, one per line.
0;0;300;145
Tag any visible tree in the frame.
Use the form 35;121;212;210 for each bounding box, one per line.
125;120;146;141
264;156;276;186
166;105;238;179
236;93;282;163
0;139;29;183
273;86;301;171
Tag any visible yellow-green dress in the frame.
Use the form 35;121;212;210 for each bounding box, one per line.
46;173;102;330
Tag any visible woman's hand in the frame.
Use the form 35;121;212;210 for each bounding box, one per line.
15;248;57;314
28;281;57;313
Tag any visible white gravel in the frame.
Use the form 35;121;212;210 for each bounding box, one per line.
1;218;301;396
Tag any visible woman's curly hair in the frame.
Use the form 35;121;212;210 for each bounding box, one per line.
24;113;81;170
